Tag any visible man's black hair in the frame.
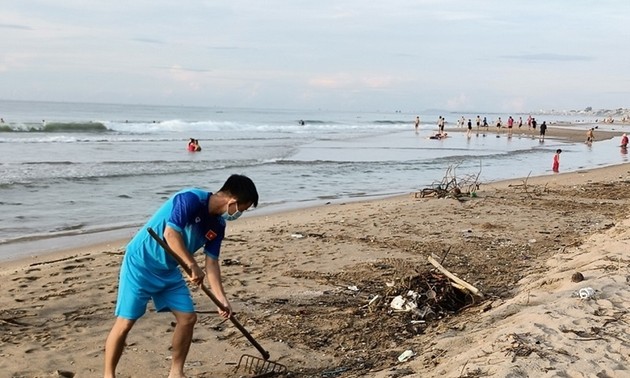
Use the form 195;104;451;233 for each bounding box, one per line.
219;174;259;207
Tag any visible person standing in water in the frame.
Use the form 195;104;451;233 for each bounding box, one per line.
586;128;595;144
552;149;562;172
539;121;547;142
507;116;514;137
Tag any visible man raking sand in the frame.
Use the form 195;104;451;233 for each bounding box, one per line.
104;175;258;378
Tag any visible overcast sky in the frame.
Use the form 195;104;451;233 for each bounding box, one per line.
1;1;629;113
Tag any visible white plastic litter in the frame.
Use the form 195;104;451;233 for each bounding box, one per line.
390;296;417;312
578;287;595;299
368;295;380;306
397;350;415;362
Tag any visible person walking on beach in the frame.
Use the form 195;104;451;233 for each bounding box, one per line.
586;128;595;144
621;133;628;149
531;118;537;138
104;174;259;378
552;149;562;172
539;121;547;141
414;116;420;133
437;116;445;135
476;116;481;134
507;116;514;137
481;116;488;136
467;118;472;138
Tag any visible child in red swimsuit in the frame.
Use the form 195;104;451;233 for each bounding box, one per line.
552;149;562;172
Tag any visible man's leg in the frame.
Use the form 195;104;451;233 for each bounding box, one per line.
104;317;136;378
168;310;197;378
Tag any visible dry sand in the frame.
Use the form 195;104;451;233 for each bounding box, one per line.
2;152;630;377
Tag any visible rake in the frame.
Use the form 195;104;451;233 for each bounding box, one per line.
147;228;288;377
234;354;288;377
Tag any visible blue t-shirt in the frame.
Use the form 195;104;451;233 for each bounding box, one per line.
126;188;225;271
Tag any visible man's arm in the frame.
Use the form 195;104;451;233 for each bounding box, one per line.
163;226;205;285
205;255;232;318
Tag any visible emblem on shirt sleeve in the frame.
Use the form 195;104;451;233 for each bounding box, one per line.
205;229;217;241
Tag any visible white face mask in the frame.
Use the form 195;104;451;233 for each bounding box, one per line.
221;201;242;221
221;209;242;221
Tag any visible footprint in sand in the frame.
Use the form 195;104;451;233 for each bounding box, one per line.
11;276;39;283
61;264;85;271
74;257;94;263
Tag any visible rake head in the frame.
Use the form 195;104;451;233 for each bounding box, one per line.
234;354;288;378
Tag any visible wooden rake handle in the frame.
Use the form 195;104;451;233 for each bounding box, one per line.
147;227;270;360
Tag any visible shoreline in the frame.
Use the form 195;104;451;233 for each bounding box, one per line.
0;124;623;264
1;121;627;263
3;156;630;267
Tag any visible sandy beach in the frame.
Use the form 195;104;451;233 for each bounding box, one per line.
2;135;630;377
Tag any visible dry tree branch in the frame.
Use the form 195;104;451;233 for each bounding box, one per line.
415;162;482;200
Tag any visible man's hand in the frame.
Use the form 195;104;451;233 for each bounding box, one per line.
188;263;205;286
218;297;233;319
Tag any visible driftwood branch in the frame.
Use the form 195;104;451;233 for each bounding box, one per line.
508;171;550;197
415;163;482;200
428;256;483;298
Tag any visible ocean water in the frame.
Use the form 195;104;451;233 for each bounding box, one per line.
0;100;626;261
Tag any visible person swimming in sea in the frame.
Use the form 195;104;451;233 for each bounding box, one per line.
187;138;202;152
429;132;448;140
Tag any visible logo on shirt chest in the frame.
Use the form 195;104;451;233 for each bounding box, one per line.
205;229;217;241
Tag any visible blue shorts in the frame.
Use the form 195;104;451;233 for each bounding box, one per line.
114;254;194;320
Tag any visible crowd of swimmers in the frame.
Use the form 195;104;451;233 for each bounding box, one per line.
418;115;550;140
419;115;628;145
414;115;630;173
